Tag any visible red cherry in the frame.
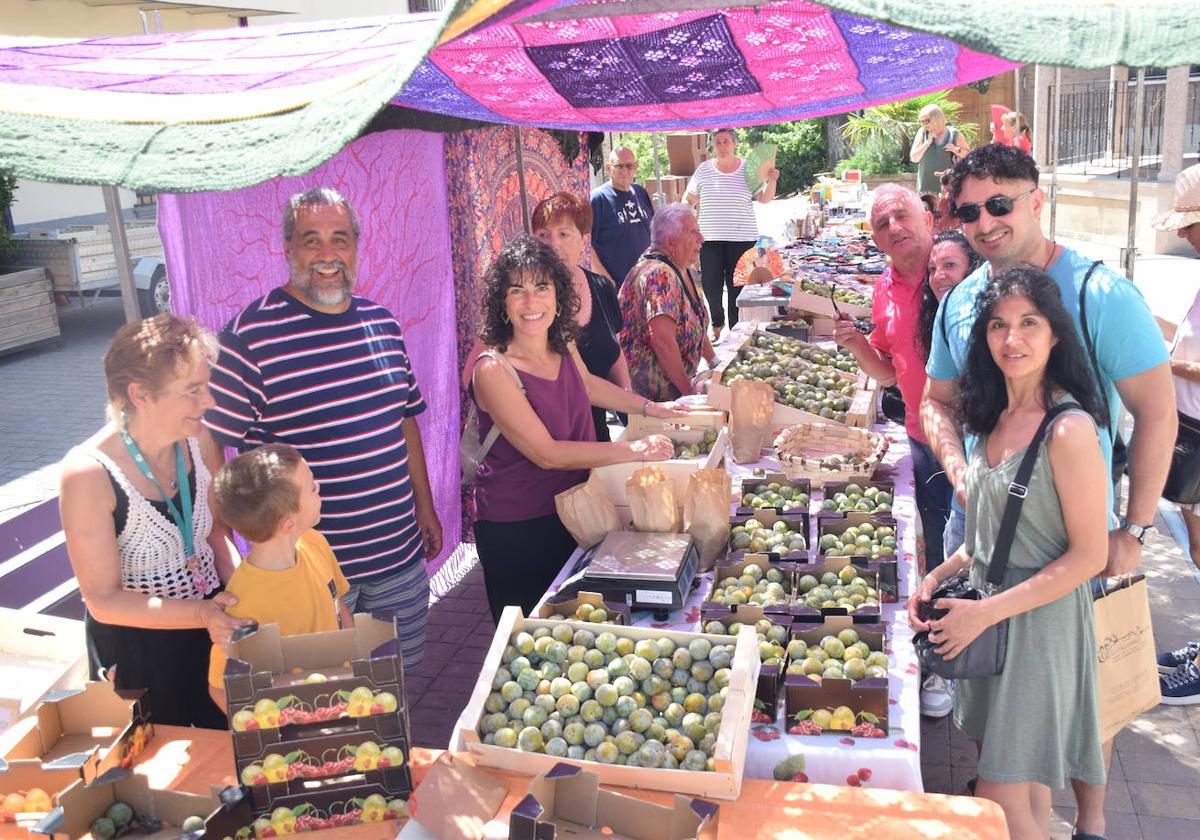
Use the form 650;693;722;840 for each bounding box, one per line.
857;768;872;781
377;758;391;768
245;720;260;730
839;737;855;745
791;772;809;783
894;738;909;748
371;704;385;714
846;775;861;787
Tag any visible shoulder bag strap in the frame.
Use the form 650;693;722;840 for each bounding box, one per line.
473;349;526;460
1076;260;1115;446
985;403;1078;588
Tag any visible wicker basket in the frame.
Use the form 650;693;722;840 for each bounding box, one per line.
772;422;888;487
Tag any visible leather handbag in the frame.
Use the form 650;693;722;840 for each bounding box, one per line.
460;350;525;486
1163;411;1200;505
913;403;1076;679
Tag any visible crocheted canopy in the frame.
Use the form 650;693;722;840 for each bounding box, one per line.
1;0;1196;192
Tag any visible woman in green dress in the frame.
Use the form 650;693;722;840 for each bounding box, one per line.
907;266;1109;839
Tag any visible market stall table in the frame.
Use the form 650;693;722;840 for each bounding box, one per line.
133;726;1007;840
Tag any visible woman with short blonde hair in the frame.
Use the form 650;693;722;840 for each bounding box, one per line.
911;104;968;194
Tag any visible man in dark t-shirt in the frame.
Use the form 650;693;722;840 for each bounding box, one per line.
590;146;654;289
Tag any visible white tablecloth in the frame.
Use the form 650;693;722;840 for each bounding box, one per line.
536;423;926;792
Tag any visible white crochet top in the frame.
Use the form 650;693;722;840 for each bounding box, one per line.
82;436;220;600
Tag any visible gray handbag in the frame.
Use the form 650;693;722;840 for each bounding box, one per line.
460;350;525;486
914;403;1076;678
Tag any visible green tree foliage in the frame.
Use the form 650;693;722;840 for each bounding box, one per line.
0;172;17;265
838;90;981;176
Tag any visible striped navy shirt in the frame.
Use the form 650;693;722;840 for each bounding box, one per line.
204;288;427;581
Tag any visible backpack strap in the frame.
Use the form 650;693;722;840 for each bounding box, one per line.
1076;261;1116;446
473;349;526;461
986;403;1078;588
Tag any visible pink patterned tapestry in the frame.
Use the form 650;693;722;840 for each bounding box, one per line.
158;128;462;573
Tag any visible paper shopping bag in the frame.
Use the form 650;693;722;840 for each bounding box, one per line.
625;466;681;532
729;380;775;464
684;468;733;572
555;471;622;549
1093;575;1161;742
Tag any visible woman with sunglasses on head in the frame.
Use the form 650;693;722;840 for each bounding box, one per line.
468;235;682;623
910;266;1109;839
911;104;970;195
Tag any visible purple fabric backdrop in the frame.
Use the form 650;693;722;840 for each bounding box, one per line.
158;129;461;574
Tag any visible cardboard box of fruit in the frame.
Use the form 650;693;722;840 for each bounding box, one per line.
0;683;152;786
0;761;80;840
593;412;727;509
734;475;811;518
706;330;873;428
790;557;883;623
699;606;789;721
233;719;411;811
200;780;407;840
0;611;87;738
31;771;216;840
812;514;900;598
728;509;809;564
223;615;405;750
536;592;629;626
452;608;759;801
817;481;895;521
702;556;795;618
508;762;719;840
783;617;888;738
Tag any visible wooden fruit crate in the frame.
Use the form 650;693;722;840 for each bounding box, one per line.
0;268;60;356
706;329;873;428
772;421;888;487
451;607;759;801
787;288;871;320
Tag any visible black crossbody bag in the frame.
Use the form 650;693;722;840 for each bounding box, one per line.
914;404;1076;678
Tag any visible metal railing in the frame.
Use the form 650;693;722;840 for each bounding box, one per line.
1048;79;1171;178
408;0;449;12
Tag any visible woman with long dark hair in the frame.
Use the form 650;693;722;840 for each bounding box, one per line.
916;230;980;361
907;266;1109;839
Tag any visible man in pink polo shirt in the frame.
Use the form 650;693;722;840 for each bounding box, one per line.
833;183;953;718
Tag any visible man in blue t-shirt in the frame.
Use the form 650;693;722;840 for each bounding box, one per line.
920;145;1176;839
590;146;654;289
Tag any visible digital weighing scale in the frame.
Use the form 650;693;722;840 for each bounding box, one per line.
555;532;699;619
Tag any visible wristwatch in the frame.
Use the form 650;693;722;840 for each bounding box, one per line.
1118;516;1158;546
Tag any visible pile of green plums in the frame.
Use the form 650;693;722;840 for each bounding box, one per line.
709;562;792;607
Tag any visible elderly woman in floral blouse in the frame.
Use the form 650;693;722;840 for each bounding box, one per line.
617;204;716;400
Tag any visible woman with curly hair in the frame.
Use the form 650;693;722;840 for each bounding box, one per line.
468;235;680;621
907;266;1108;838
916;230;980;361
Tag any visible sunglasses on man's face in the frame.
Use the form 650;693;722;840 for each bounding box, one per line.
952;188;1035;223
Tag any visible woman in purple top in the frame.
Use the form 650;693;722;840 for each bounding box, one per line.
470;236;681;622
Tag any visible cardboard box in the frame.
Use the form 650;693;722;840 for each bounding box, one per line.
0;684;151;785
698;606;788;720
728;509;809;564
232;715;411;810
199;779;406;840
536;592;630;626
509;763;718;840
790;556;883;623
0;761;81;840
32;772;216;840
812;514;900;599
787;288;871;320
223;614;406;747
703;555;795;618
818;481;895;521
666;133;708;177
783;616;889;737
452;609;758;801
0;612;87;737
593;413;727;509
401;753;506;840
735;474;811;517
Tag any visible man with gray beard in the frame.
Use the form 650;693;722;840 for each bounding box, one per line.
205;187;442;672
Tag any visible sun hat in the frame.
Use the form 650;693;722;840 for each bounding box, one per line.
1153;164;1200;231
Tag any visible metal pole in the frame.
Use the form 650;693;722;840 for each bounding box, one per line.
651;132;664;206
1049;67;1061;240
1124;68;1146;280
512;126;530;233
102;185;142;325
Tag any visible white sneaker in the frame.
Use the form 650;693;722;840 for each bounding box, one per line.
920;673;953;718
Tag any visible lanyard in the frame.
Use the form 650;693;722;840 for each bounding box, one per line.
117;427;194;559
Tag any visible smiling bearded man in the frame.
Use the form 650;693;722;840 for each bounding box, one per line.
204;187;442;677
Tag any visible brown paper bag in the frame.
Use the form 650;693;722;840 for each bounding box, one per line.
625;466;681;532
1093;575;1161;742
684;468;733;571
555;471;622;548
730;380;775;464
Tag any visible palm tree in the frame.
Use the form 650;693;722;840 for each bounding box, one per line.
841;91;980;165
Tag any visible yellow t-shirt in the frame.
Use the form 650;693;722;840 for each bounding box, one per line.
208;529;350;688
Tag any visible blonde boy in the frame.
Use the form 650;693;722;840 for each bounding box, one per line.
209;443;352;711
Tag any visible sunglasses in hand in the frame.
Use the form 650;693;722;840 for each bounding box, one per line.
952;188;1035;223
